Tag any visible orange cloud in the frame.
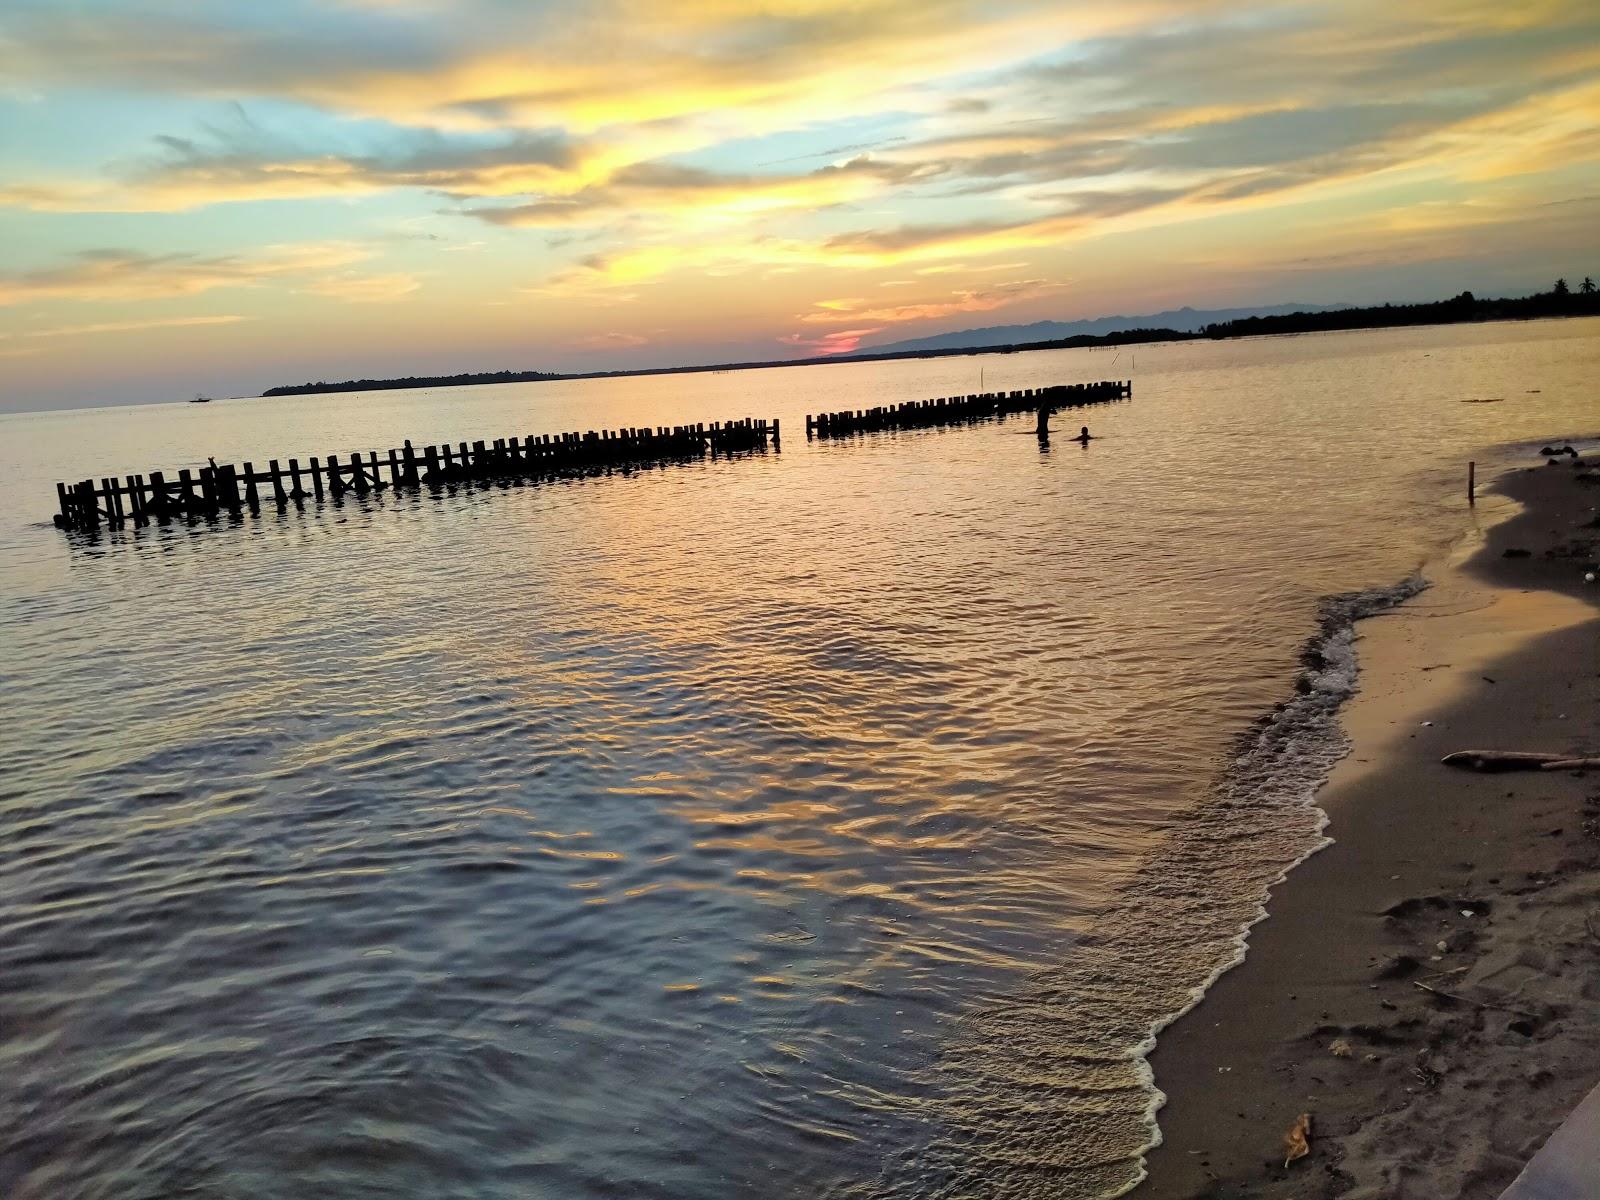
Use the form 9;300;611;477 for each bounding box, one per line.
777;327;882;355
800;278;1062;323
577;331;649;349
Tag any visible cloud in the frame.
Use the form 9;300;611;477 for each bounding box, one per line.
4;0;1599;368
0;1;1173;132
20;314;251;338
0;243;370;304
800;278;1062;324
465;155;934;227
576;331;649;349
777;327;882;355
3;120;585;212
1248;187;1600;275
299;272;422;302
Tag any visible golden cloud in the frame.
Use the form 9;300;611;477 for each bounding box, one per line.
300;272;423;302
800;279;1062;324
0;243;371;305
19;314;252;338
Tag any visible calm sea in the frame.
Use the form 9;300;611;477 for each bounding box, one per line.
2;319;1596;1199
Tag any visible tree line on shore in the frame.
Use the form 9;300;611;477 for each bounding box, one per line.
1197;278;1597;339
260;278;1599;398
262;368;564;397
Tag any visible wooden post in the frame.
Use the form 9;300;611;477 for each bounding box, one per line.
289;458;304;499
269;460;287;506
309;457;324;500
178;468;195;510
425;445;440;482
198;468;217;514
327;453;344;497
124;473;142;522
388;448;402;487
80;480;99;527
243;463;260;510
56;482;72;525
1468;461;1476;505
368;450;383;489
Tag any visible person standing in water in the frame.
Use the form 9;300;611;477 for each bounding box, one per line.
1035;402;1050;439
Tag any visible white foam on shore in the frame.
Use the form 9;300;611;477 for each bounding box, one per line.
1120;572;1430;1194
855;573;1429;1200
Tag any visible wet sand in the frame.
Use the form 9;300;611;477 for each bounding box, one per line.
1141;453;1600;1198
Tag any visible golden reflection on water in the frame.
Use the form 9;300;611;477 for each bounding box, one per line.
0;320;1596;1200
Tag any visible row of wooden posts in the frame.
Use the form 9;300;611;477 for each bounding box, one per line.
804;381;1130;439
53;379;1136;533
54;417;777;531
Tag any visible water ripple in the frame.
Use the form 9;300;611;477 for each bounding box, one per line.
1;319;1596;1198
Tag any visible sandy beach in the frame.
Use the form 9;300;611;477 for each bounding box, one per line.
1141;449;1600;1197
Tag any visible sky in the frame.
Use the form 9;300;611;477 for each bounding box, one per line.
1;0;1598;411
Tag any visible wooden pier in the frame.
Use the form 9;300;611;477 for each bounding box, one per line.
804;381;1129;439
53;416;778;532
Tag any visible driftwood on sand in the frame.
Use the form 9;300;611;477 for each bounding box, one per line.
1442;751;1600;773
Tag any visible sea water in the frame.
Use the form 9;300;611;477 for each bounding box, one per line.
1;319;1595;1198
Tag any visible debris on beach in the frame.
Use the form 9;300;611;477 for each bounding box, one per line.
1441;750;1569;772
1283;1113;1312;1167
1329;1038;1354;1058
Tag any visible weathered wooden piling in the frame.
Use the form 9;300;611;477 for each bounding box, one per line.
804;380;1130;440
52;411;780;533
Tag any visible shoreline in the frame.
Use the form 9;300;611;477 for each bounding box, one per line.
1138;449;1600;1197
255;312;1598;401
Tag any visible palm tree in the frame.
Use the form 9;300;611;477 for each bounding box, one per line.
1583;276;1596;295
1553;277;1570;295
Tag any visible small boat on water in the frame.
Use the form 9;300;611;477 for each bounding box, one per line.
190;394;213;404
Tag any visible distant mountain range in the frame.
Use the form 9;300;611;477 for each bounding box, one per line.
860;303;1349;355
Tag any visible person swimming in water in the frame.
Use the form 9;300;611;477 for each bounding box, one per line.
1073;426;1093;444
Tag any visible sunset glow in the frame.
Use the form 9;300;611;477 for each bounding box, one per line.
2;0;1598;408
